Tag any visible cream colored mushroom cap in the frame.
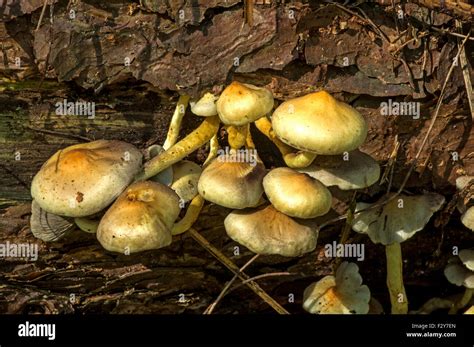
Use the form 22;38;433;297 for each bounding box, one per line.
198;154;266;209
352;193;445;245
303;262;370;314
461;207;474;231
31;140;142;217
459;249;474;271
190;92;218;117
96;181;180;253
456;176;474;190
216;81;274;126
272;91;367;154
299;150;380;190
224;205;317;257
444;259;474;289
263;167;332;219
171;160;202;202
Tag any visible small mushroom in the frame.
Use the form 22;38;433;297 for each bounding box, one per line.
352;192;445;313
198;153;266;209
455;176;474;231
224;204;317;257
31;140;142;218
170;160;202;203
96;181;180;253
444;249;474;313
190;92;218;117
303;262;371;314
298;150;380;190
216;81;274;149
263;167;332;219
145;145;174;186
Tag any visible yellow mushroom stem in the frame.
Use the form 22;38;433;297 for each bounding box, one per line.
136;115;220;181
163;95;191;150
74;217;100;233
204;133;220;167
246;126;256;149
449;288;473;314
254;117;316;169
227;124;248;150
386;242;409;314
172;194;205;235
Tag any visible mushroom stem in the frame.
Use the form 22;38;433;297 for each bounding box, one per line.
204;133;219;167
449;288;473;314
163;95;191;150
385;242;408;314
254;117;316;168
136;115;220;181
227;124;248;150
172;194;204;235
246;126;256;149
74;217;100;233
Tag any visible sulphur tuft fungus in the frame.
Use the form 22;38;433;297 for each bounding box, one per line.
444;249;474;313
224;204;317;257
145;145;174;186
298;150;380;190
352;192;445;314
96;181;180;253
303;262;371;314
30;200;75;242
217;81;274;149
263;167;332;219
198;153;266;209
170;160;202;203
190;92;218;117
455;176;474;232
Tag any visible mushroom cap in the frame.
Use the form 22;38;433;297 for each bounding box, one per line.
352;193;445;245
31;140;142;217
465;306;474;314
303;262;370;314
190;92;218;117
263;167;332;219
298;150;380;190
461;207;474;231
224;204;317;257
456;176;474;191
272;91;367;154
444;257;474;289
170;160;202;203
30;200;75;242
97;181;181;253
216;81;274;126
198;154;266;209
146;145;174;186
459;249;474;271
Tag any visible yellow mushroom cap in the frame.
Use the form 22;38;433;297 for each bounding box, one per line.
216;81;274;126
303;262;371;314
224;205;317;257
96;181;180;253
197;154;266;209
31;140;142;217
272;91;367;154
263;167;332;219
190;92;218;117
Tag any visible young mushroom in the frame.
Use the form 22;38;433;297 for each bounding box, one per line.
224;204;317;257
455;176;474;232
96;181;181;253
30;140;143;241
444;249;474;313
170;160;202;203
352;192;445;314
216;81;274;149
197;153;266;209
190;92;218;117
145;145;174;186
262;90;367;169
303;262;371;314
298;150;380;190
263;167;332;219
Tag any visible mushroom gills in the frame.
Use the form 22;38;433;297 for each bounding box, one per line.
30;200;75;242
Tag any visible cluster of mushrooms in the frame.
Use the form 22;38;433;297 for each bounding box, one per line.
29;81;473;314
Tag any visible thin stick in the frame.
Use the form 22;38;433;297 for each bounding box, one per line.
455;22;473;119
223;272;294;295
36;0;49;31
25;125;92;142
204;254;259;314
188;228;289;314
